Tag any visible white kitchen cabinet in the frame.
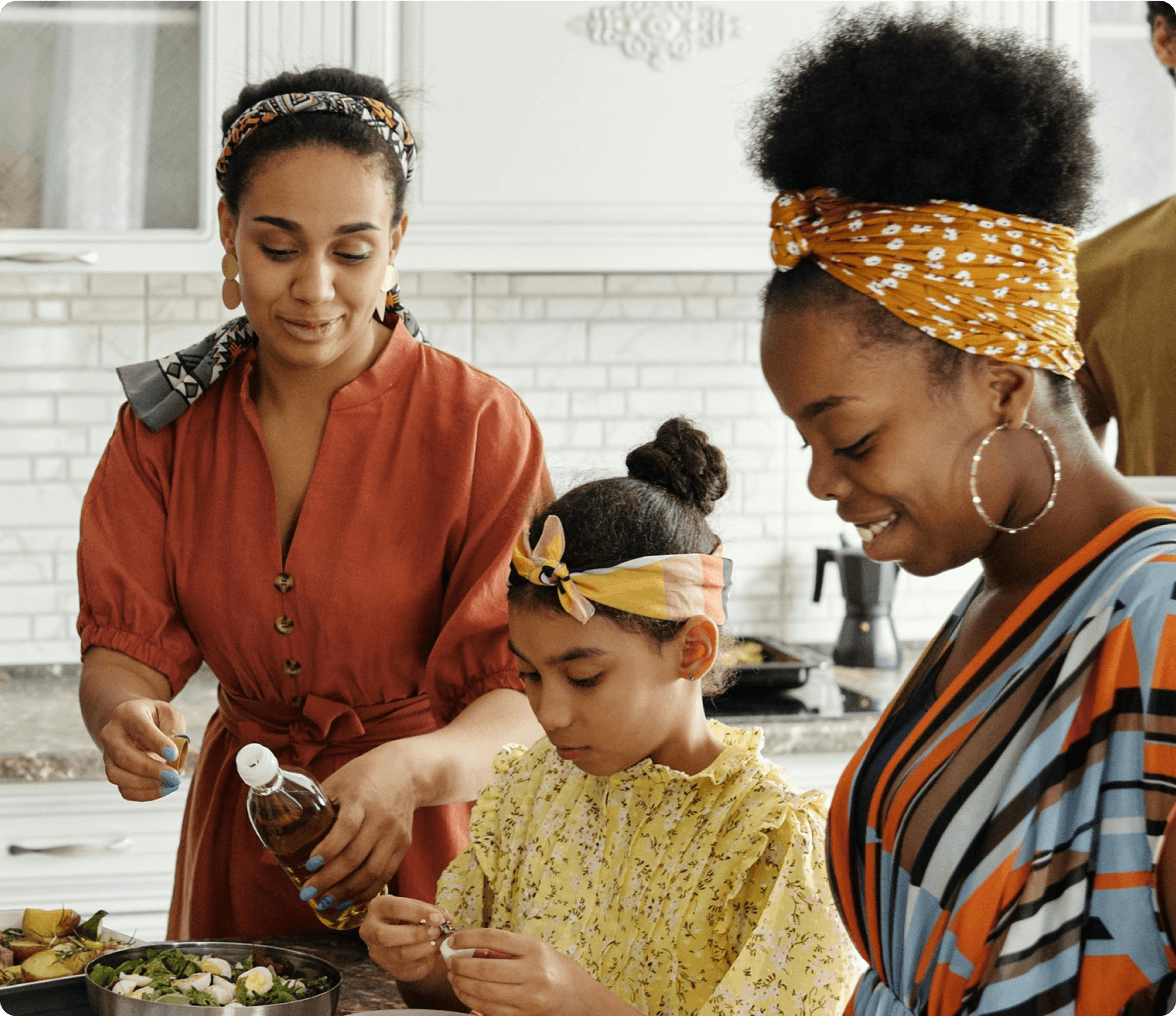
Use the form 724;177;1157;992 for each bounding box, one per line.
0;2;247;275
0;780;188;942
377;0;1089;273
0;0;1092;275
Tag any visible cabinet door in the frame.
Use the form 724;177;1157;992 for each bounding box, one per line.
393;0;827;273
384;0;1080;273
0;1;247;274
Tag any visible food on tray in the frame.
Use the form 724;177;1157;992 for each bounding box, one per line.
717;639;767;671
0;908;126;985
89;946;332;1006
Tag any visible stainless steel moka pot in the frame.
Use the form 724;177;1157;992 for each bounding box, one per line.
813;543;900;669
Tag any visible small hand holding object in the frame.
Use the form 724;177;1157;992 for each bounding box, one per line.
444;929;636;1016
359;895;454;983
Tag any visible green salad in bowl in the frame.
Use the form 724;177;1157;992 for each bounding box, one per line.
85;940;340;1013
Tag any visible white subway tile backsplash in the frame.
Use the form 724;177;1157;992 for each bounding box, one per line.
417;272;473;297
0;396;55;424
0;301;33;322
0;427;89;457
474;322;588;364
510;274;605;296
536;365;608;389
148;274;185;296
1;326;101;368
183;273;221;297
0;616;33;641
147;298;199;323
0;273;88;296
0;268;968;665
604;274;736;296
89;275;145;297
70;299;145;323
32;458;70;482
588;321;743;363
570;391;626;419
34;300;68;322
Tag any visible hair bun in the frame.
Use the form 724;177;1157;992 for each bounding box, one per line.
626;418;729;516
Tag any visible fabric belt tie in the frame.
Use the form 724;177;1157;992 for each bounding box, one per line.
217;686;437;768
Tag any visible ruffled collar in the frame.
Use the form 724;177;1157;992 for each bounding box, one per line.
558;721;764;789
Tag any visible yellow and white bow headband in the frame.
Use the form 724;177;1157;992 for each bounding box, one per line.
511;515;732;626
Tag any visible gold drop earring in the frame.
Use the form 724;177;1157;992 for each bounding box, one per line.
221;252;241;310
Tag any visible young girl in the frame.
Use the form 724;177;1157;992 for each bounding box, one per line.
361;418;857;1016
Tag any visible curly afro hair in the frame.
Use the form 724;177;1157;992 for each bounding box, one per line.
748;7;1096;226
748;7;1096;405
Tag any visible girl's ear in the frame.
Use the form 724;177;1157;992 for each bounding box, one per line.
678;617;719;681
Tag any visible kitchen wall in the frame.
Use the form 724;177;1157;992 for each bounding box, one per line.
0;268;980;666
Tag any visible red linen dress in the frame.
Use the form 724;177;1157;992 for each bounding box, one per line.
77;320;550;938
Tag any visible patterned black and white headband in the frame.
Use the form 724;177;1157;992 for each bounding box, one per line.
117;90;423;434
216;90;417;191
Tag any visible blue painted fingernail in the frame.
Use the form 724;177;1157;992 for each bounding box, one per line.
162;744;178;762
334;899;354;911
306;855;324;872
159;781;178;795
159;769;180;787
317;896;336;910
299;886;318;901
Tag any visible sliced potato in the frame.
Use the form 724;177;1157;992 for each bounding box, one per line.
1;964;23;986
60;947;99;975
22;907;81;941
0;945;11;968
6;938;50;963
20;947;74;982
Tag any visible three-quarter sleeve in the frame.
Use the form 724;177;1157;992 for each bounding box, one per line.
422;383;552;725
698;797;861;1016
77;403;202;691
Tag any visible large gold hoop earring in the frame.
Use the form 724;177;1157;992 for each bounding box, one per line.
969;422;1061;534
221;253;241;310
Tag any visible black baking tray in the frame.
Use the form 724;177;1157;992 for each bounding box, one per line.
0;978;92;1015
705;636;831;715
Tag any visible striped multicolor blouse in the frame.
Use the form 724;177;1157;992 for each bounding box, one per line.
829;506;1176;1016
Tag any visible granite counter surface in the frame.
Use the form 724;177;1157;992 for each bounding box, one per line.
0;655;916;781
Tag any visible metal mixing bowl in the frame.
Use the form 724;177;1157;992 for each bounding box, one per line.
84;940;341;1015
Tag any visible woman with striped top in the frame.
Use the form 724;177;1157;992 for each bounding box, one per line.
749;9;1176;1016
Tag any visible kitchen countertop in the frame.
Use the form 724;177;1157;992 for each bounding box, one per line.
0;653;917;781
0;932;406;1015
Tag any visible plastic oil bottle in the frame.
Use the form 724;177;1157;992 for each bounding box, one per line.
236;742;369;931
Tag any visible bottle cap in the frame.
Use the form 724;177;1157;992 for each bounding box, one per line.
236;743;280;787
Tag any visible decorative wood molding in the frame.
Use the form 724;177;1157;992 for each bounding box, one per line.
569;1;740;70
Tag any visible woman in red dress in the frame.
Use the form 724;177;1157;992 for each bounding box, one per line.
77;67;549;938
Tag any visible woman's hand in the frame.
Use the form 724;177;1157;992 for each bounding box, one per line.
303;746;418;911
97;697;187;801
359;895;452;983
80;648;187;803
444;929;642;1016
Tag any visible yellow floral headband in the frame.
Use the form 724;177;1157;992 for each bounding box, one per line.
511;516;732;626
769;187;1083;378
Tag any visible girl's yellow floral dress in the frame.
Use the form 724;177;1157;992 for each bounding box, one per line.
436;721;859;1015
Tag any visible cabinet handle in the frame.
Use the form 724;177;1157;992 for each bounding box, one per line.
8;836;131;855
0;251;98;265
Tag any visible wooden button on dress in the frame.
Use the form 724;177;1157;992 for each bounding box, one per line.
275;615;294;635
274;573;294;593
283;659;302;677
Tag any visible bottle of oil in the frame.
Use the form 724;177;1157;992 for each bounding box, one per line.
236;743;369;931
